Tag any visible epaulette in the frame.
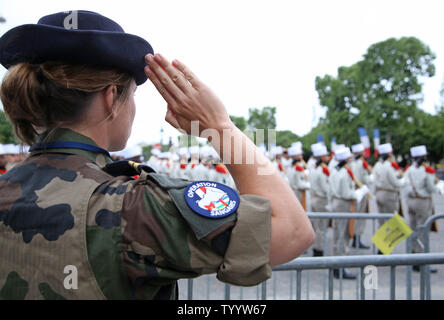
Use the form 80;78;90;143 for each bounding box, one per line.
215;164;229;174
322;166;330;176
102;160;156;177
346;168;355;180
362;160;369;170
295;165;304;172
425;166;435;174
391;162;400;170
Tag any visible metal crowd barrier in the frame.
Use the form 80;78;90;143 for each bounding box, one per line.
183;253;444;300
272;253;444;300
407;213;444;299
307;212;394;256
181;212;444;300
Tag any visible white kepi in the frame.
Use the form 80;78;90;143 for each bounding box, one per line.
351;143;364;153
378;143;393;155
335;146;352;161
410;145;427;158
311;143;328;157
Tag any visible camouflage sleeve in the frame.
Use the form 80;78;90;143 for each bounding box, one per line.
120;173;272;293
215;194;272;286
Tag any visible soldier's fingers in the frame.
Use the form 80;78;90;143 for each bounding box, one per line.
145;54;187;102
149;54;194;95
144;64;179;113
172;59;203;90
165;107;181;130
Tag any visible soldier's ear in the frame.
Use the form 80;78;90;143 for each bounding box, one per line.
103;85;118;119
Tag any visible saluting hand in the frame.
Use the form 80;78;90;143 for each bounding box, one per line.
144;53;233;136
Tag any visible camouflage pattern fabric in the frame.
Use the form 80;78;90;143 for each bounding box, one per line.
0;129;272;300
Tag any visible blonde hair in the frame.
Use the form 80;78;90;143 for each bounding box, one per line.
0;61;133;145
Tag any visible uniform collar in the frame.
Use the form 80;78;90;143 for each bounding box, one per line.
30;128;114;166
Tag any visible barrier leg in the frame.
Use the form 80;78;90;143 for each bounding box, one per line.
187;278;193;300
261;280;267;300
296;270;302;300
390;266;396;300
328;269;334;300
360;267;365;300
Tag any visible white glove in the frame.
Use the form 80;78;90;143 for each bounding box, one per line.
325;203;333;212
368;174;375;183
437;181;444;195
398;177;406;187
354;185;369;203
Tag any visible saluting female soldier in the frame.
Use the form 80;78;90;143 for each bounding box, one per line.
0;10;314;300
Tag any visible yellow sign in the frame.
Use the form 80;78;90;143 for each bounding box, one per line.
371;213;412;255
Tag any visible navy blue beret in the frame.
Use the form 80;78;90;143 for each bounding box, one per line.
0;10;154;85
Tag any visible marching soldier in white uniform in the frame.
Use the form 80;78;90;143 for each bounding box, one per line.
175;147;190;180
0;145;7;175
187;146;209;181
328;144;345;174
287;143;310;210
374;143;405;224
309;143;330;257
146;148;161;172
406;145;443;271
350;143;372;249
329;147;369;279
271;146;289;183
281;147;293;171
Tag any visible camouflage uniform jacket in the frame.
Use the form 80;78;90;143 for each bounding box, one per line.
0;129;272;300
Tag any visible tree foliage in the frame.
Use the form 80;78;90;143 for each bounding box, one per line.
315;36;443;162
229;115;247;131
275;130;300;148
247;106;277;130
0;110;16;144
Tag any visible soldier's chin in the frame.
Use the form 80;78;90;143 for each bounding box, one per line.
109;136;131;152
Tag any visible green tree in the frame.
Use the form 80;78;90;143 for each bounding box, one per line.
0;110;16;144
247;106;277;147
315;36;437;161
275;130;299;148
178;134;198;148
229;115;247;131
247;106;277;130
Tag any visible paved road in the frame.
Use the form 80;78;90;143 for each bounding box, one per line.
178;191;444;300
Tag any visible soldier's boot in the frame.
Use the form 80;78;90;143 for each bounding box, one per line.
312;249;324;257
412;265;438;273
333;269;357;280
352;236;370;249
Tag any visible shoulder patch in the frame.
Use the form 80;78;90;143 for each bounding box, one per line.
184;181;239;219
